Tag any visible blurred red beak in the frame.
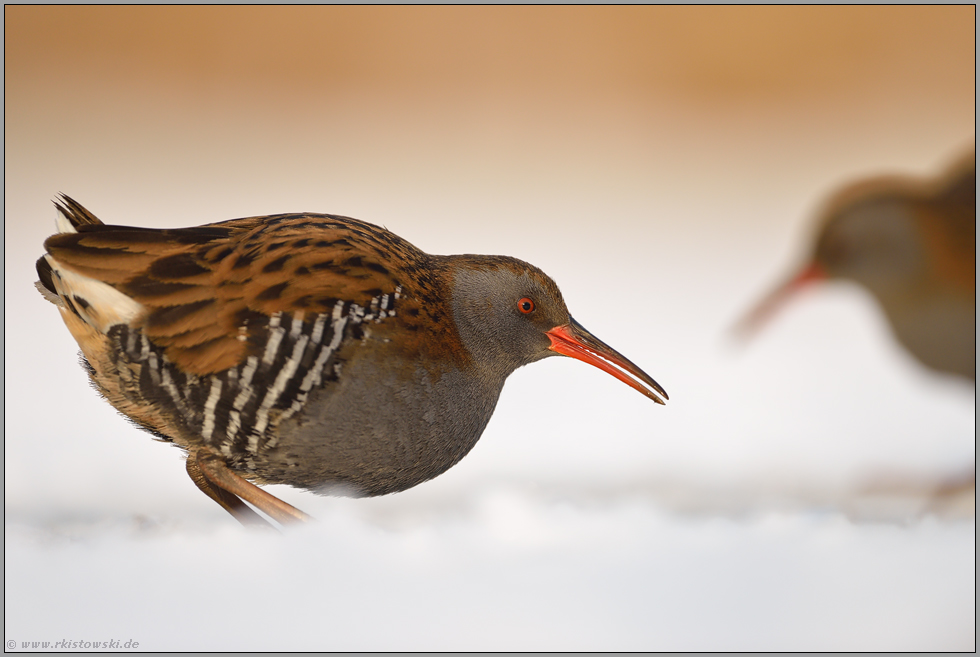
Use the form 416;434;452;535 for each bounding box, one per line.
546;317;668;405
732;262;827;341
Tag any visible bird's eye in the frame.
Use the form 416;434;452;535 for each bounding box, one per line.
518;297;535;314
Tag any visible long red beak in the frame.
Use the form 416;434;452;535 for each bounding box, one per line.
732;262;827;341
546;317;668;405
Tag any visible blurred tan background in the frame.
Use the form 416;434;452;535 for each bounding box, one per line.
4;6;976;651
6;6;974;219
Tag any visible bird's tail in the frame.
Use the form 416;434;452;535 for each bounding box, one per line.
35;194;143;335
53;193;104;233
36;194;105;304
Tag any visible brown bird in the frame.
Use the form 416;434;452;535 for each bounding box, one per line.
736;150;976;381
36;196;667;528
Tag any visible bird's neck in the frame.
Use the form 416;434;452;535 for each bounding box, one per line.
446;257;537;382
451;289;521;383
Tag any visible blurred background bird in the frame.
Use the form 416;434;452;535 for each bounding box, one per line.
736;149;976;382
735;148;975;495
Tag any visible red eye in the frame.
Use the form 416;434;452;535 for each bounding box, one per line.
518;297;535;314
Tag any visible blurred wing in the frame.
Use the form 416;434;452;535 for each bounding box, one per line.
921;154;976;292
937;149;976;213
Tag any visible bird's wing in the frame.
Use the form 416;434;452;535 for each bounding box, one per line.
937;150;976;211
40;196;430;376
922;154;976;292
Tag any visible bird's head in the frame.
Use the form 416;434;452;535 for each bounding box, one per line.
733;177;928;341
449;256;667;404
812;184;927;296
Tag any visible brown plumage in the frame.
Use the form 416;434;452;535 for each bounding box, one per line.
736;150;976;381
43;198;444;375
37;195;668;528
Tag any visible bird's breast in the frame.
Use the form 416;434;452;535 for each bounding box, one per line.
881;289;976;380
261;332;505;496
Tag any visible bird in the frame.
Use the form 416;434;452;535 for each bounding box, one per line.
36;195;668;528
735;149;976;382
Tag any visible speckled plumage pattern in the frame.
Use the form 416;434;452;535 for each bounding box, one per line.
36;196;667;526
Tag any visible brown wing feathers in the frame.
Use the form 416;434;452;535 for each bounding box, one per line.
42;197;431;376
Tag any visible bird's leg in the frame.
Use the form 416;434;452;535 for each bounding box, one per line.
185;453;274;529
193;450;314;525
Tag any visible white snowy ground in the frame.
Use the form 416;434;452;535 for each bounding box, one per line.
4;483;975;652
5;9;976;651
